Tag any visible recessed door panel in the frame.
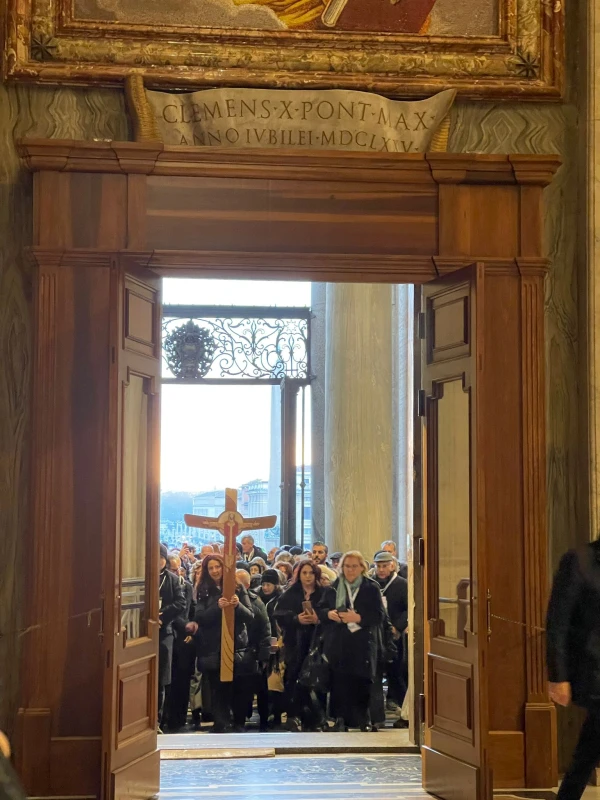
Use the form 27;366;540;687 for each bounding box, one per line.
102;265;161;800
422;264;491;800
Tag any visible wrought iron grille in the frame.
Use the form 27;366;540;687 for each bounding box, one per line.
162;305;311;384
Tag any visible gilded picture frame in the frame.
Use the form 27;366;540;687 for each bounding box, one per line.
3;0;563;99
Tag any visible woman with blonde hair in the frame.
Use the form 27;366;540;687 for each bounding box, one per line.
323;550;385;732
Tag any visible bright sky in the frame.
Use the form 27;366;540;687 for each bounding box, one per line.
160;279;312;493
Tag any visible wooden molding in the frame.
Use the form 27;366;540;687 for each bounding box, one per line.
17;140;561;187
521;272;549;705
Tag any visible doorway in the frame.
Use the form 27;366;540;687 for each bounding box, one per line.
156;276;418;743
19;141;558;800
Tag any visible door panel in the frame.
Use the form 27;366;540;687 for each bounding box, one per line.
421;264;491;800
102;264;161;800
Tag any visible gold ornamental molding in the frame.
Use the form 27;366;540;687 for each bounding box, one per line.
2;0;563;100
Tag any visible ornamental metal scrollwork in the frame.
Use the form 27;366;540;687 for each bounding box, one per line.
162;311;309;383
163;320;216;380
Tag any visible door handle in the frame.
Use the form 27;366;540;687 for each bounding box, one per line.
486;590;492;640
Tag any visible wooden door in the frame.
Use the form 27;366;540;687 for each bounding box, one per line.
421;264;491;800
102;263;162;800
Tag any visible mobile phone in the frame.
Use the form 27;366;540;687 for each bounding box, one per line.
336;606;346;614
302;601;313;614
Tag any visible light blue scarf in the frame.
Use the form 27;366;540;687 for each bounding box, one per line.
335;574;363;609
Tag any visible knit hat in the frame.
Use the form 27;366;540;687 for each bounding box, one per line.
160;543;168;562
236;560;251;572
289;546;303;555
261;568;281;586
374;551;395;563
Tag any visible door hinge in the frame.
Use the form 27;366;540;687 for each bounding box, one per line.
417;537;425;567
417;311;426;340
419;693;426;724
417;388;426;417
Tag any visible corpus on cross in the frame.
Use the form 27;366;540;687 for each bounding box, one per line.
184;488;277;682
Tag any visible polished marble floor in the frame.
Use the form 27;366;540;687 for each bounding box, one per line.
160;754;430;800
159;728;413;756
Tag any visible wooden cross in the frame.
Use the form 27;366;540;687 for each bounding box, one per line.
184;488;277;682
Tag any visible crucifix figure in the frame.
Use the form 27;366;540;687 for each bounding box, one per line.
184;488;277;682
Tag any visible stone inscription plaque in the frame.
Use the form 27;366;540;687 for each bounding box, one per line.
146;87;456;152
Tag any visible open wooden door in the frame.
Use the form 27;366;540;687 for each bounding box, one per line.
102;263;162;800
421;264;491;800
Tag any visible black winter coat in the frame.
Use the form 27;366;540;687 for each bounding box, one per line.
323;577;385;681
247;591;273;667
256;587;282;637
241;546;269;563
172;577;194;638
273;582;335;680
193;585;255;675
159;569;187;638
547;541;600;707
375;574;408;633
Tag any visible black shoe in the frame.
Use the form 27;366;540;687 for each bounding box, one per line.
361;724;373;732
259;723;269;733
332;717;345;732
393;718;409;729
212;723;229;733
286;716;301;732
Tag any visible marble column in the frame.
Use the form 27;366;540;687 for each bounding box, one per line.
392;284;414;563
324;283;393;558
310;283;326;544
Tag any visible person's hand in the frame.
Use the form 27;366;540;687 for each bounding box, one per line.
186;621;198;635
230;594;240;608
339;609;361;624
303;609;319;624
184;636;193;644
328;609;342;623
218;597;230;609
549;681;571;707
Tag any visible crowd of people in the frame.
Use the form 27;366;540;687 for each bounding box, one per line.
157;535;409;734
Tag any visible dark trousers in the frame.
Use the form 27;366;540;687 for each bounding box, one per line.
167;639;196;730
255;671;269;726
385;649;407;705
331;671;372;729
283;667;326;727
558;707;600;800
205;670;254;730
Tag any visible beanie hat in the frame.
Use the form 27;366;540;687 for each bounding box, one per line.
289;546;303;555
262;568;281;586
160;543;168;562
236;560;251;572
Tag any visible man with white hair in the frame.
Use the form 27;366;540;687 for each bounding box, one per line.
240;534;268;563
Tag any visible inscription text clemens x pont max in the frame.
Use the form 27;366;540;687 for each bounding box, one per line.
146;87;456;153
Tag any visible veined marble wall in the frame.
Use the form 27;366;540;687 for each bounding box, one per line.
0;80;582;741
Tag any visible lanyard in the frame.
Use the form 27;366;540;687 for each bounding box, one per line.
345;581;360;609
380;575;396;596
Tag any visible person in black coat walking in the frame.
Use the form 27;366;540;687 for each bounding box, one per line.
273;559;335;731
166;556;196;731
324;550;385;732
186;553;255;732
158;544;187;729
547;540;600;799
373;551;408;710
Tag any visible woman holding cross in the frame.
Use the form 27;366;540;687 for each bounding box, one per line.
186;553;256;732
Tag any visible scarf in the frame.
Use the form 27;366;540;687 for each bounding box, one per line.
335;574;363;609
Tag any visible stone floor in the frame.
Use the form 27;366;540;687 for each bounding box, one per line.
160;753;430;799
159;728;414;757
